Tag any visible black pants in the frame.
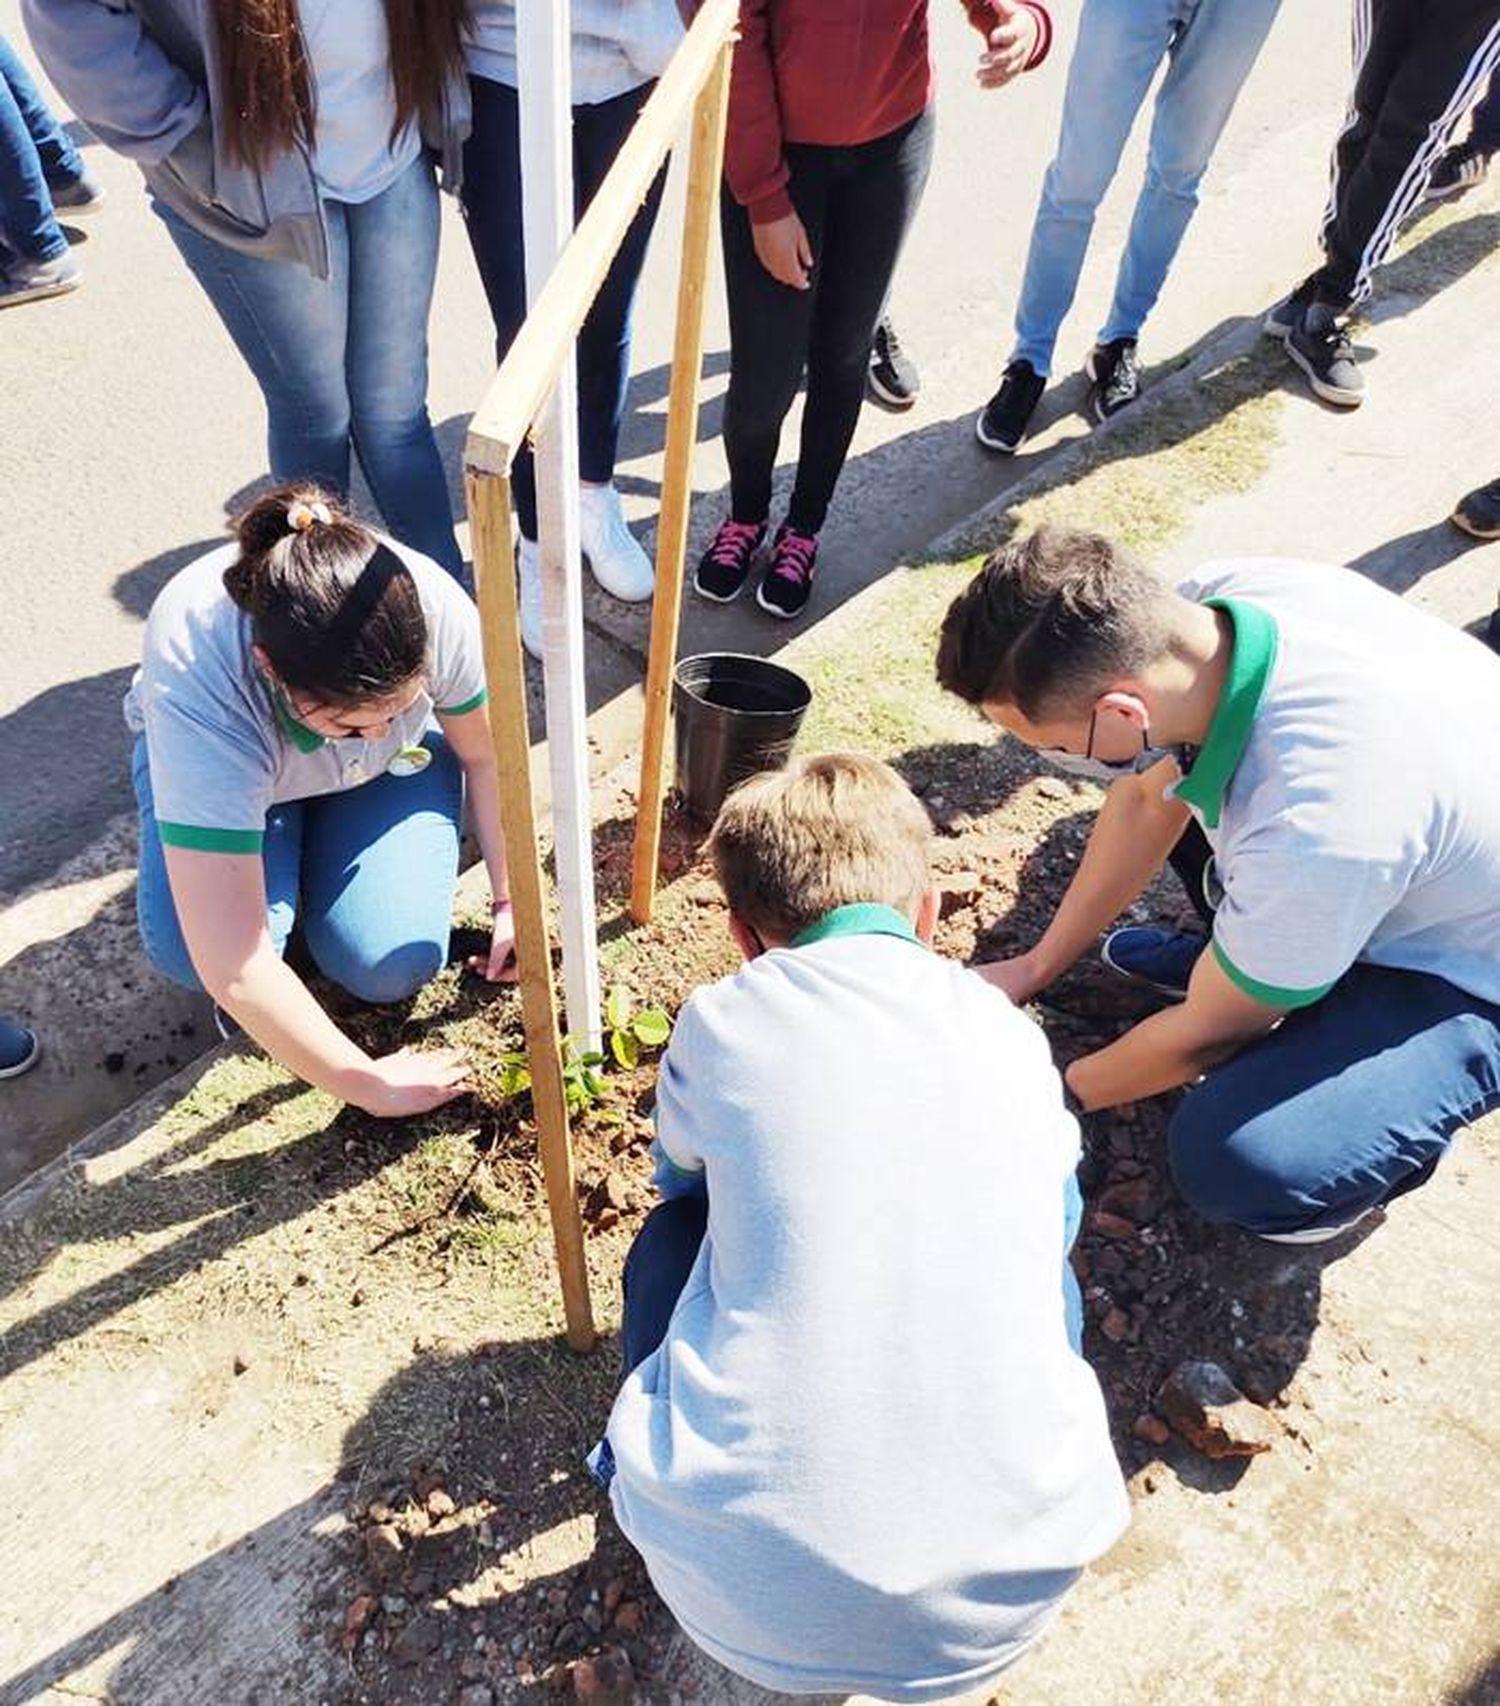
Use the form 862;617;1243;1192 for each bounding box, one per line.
1467;66;1500;149
1314;0;1500;306
460;77;668;539
620;1194;708;1373
720;105;935;536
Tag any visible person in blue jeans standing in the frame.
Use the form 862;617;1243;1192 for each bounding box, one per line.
128;483;519;1117
938;529;1500;1243
0;30;104;307
975;0;1282;455
460;1;684;657
24;0;472;580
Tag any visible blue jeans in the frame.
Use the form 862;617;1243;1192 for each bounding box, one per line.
619;1173;1086;1376
460;77;666;541
154;156;463;578
132;732;463;1004
1011;0;1281;375
1169;964;1500;1236
0;32;85;262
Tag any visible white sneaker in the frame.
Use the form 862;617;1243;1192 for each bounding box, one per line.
517;535;543;660
578;482;654;603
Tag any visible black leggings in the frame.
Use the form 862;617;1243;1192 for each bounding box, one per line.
1315;0;1500;306
720;105;935;535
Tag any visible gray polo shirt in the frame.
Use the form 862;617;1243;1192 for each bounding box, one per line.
124;541;487;854
1170;559;1500;1008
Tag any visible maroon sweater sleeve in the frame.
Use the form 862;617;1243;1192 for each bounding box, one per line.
724;0;795;225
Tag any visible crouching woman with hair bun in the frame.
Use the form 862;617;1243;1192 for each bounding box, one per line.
127;485;516;1118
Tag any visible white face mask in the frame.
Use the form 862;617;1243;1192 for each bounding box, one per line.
1039;709;1149;779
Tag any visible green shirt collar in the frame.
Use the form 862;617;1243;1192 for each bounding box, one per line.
1171;597;1279;830
267;682;326;752
789;902;922;950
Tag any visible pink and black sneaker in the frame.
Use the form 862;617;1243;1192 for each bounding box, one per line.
756;524;818;619
693;517;766;602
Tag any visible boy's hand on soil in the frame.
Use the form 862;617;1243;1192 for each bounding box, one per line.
974;953;1045;1004
752;211;814;290
355;1046;472;1118
469;909;519;983
977;1;1038;87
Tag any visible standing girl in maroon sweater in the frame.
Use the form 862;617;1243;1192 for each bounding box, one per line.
692;0;1052;619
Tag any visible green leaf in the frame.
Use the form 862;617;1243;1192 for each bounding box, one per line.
581;1068;606;1099
631;1010;671;1048
610;1028;640;1070
604;983;633;1033
577;1050;606;1068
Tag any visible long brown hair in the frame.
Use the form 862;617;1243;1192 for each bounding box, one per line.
214;0;471;171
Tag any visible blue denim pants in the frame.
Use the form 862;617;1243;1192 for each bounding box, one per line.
1169;964;1500;1236
154;156;463;578
132;732;463;1004
1011;0;1281;375
0;32;85;262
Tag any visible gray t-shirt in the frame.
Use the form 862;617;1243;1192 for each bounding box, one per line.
465;0;683;103
1171;559;1500;1007
125;540;486;854
301;0;422;203
604;907;1129;1700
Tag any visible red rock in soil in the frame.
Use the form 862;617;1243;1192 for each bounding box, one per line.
586;1173;633;1219
571;1647;635;1698
1100;1307;1133;1343
1132;1413;1171;1446
1088;1210;1138;1243
363;1523;404;1579
1157;1360;1282;1459
341;1594;375;1652
1098;1178;1160;1223
602;1578;626;1618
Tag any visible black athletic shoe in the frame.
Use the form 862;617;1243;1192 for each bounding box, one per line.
1286;301;1364;407
1085;337;1140;421
693;517;766;602
975;359;1045;454
1425;139;1491;201
756;524;818;619
867;316;919;410
1263;275;1317;342
1451;475;1500;541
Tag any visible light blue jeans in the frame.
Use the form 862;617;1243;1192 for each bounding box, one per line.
155;155;463;578
1012;0;1281;375
133;732;463;1005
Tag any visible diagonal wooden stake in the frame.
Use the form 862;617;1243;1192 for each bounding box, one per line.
466;467;595;1353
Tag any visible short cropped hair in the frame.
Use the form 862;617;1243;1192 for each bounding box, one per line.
935;526;1175;718
707;753;932;942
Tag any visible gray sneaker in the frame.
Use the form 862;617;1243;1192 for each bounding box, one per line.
0;250;81;309
1286;301;1364;407
1263;277;1316;342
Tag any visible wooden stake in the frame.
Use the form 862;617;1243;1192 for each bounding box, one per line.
466;467;596;1353
629;39;734;924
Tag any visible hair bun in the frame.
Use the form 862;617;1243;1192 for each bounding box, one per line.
223;483;343;615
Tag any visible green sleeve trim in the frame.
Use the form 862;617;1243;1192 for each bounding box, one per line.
1212;938;1333;1011
157;822;265;855
436;688;488;717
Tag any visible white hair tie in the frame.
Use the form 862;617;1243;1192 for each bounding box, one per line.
287;499;332;532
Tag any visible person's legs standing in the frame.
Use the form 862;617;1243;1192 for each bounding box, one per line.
1468;68;1500;152
131;737;303;989
1167;963;1500;1236
782;107;935;539
296;732;463;1004
154;198;355;499
621;1194;709;1373
343;157;463;578
1100;0;1282;347
1010;0;1177;376
0;33;72;282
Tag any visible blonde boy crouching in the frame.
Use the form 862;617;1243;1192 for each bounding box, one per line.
591;754;1128;1699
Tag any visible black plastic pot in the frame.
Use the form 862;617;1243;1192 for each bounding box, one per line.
673;652;813;823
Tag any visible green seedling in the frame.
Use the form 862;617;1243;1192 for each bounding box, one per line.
495;988;671;1119
604;982;673;1070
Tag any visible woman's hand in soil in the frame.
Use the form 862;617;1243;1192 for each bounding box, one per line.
974;953;1046;1004
469;903;519;983
977;1;1039;88
752;211;813;290
355;1046;473;1118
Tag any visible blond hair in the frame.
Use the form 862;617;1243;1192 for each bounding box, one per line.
707;753;932;941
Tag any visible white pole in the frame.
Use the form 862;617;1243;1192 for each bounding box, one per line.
516;0;603;1054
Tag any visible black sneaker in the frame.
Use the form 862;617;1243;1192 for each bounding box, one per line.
1263;275;1317;342
693;517;765;603
1085;337;1140;421
0;1018;40;1079
867;316;919;410
1425;139;1490;201
1489;599;1500;656
756;524;818;619
1451;475;1500;541
1286;301;1364;407
975;359;1045;454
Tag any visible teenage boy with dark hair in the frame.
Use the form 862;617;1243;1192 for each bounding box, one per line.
595;752;1128;1700
1265;0;1500;407
937;528;1500;1243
